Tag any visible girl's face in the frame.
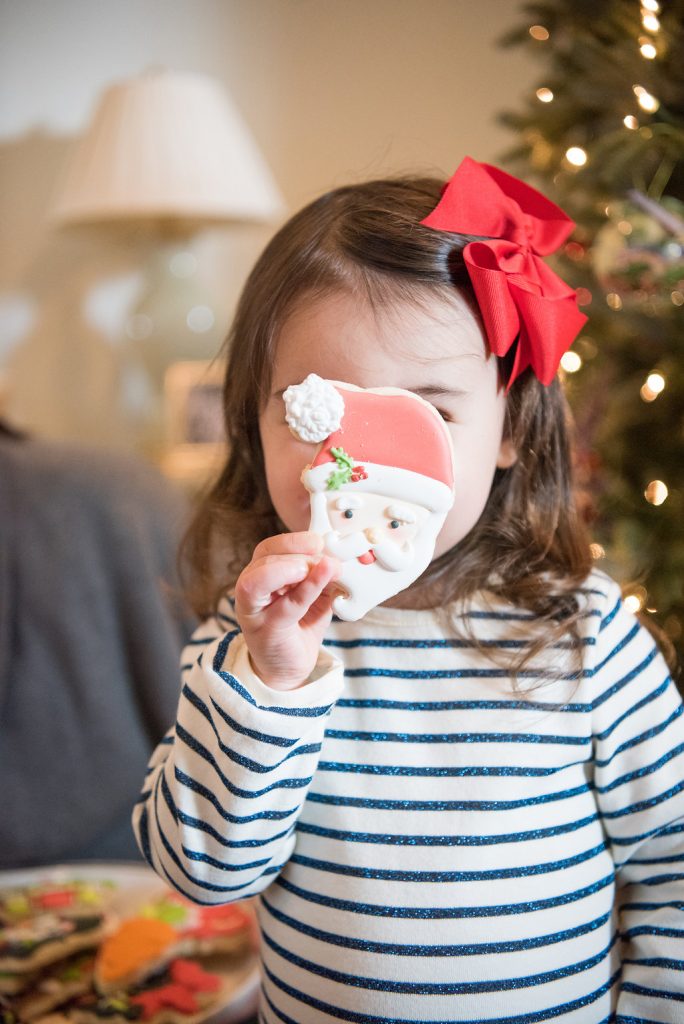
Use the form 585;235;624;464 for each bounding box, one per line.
259;289;516;568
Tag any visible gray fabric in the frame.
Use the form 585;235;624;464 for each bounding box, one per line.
0;433;197;867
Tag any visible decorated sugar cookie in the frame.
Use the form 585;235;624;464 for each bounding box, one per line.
283;374;455;620
73;958;224;1024
6;953;95;1021
0;913;108;975
94;898;254;995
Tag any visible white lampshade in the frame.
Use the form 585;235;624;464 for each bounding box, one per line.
51;70;284;225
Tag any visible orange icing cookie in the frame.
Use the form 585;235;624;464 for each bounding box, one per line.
97;918;178;987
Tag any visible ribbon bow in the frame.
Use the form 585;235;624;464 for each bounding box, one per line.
421;157;587;388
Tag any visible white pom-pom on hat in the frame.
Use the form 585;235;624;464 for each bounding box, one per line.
283;373;345;443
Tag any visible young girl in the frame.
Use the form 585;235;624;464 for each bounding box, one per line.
134;158;684;1023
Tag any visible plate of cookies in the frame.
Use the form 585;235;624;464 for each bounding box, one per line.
0;863;259;1024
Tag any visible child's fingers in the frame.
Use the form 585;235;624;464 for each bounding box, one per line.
252;531;323;562
272;557;340;624
236;556;313;617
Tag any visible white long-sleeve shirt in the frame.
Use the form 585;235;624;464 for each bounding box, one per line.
133;569;684;1022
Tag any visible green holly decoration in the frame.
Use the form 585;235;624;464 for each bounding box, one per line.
326;447;355;490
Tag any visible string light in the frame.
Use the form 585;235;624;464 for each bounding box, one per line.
641;0;660;12
623;115;639;129
646;371;666;394
633;85;660;112
536;87;554;102
640;371;666;402
606;292;623;310
639;38;657;59
589;543;605;560
565;146;588;167
672;291;684;306
560;351;582;373
617;220;633;235
624;592;646;614
641;12;660;32
529;25;550;40
645;480;668;506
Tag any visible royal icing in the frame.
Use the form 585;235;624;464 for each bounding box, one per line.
284;377;456;620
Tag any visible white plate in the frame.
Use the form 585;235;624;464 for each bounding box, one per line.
0;861;260;1023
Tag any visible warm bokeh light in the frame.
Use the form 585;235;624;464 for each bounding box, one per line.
565;146;588;166
645;480;668;506
641;0;660;12
589;543;605;560
624;593;645;614
606;292;623;310
641;12;660;32
646;372;666;395
623;115;639;129
536;87;554;103
633;85;660;112
560;351;582;373
529;25;550;40
639;41;657;59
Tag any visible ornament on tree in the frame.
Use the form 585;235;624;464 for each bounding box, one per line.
592;192;684;310
283;374;455;620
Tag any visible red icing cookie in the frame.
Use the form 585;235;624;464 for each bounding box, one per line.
283;375;456;620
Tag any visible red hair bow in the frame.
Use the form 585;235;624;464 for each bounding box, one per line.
421;157;587;388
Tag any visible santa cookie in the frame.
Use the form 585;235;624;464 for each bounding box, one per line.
283;374;455;620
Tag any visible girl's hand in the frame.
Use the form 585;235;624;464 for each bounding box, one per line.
234;532;341;691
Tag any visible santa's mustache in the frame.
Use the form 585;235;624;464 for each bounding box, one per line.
323;529;414;572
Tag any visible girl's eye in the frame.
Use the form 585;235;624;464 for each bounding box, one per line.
389;520;400;529
343;509;354;519
436;409;452;423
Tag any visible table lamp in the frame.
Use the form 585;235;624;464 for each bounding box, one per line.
49;69;285;459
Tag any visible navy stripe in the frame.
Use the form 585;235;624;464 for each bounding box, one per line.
262;963;620;1024
174;766;299;824
261;891;612;956
274;871;615;918
212;633;335;717
176;721;313;798
599;596;622;632
261;925;618;994
621;980;684;1001
601;779;684;823
597;741;684;794
623;956;684;970
183;684;322;773
595;707;684;769
305;780;593;812
592;677;671;740
288;840;607;883
336;696;591;713
324;636;591;650
160;773;294;849
324;727;589;746
316;759;586;778
343;666;581;680
295;811;601;847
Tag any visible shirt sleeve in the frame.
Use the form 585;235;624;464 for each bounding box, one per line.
589;576;684;1021
132;598;345;904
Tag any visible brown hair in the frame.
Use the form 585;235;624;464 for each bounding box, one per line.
182;176;593;685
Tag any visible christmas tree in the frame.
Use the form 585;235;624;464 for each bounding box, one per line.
497;0;684;671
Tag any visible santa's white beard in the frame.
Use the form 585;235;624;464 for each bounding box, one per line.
309;494;446;621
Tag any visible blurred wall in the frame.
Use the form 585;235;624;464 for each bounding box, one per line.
0;0;537;449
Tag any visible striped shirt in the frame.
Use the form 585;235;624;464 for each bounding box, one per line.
133;569;684;1022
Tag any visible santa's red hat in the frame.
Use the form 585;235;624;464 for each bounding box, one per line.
283;375;455;513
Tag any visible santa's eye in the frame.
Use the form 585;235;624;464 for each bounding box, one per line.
343;509;354;519
389;520;400;529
